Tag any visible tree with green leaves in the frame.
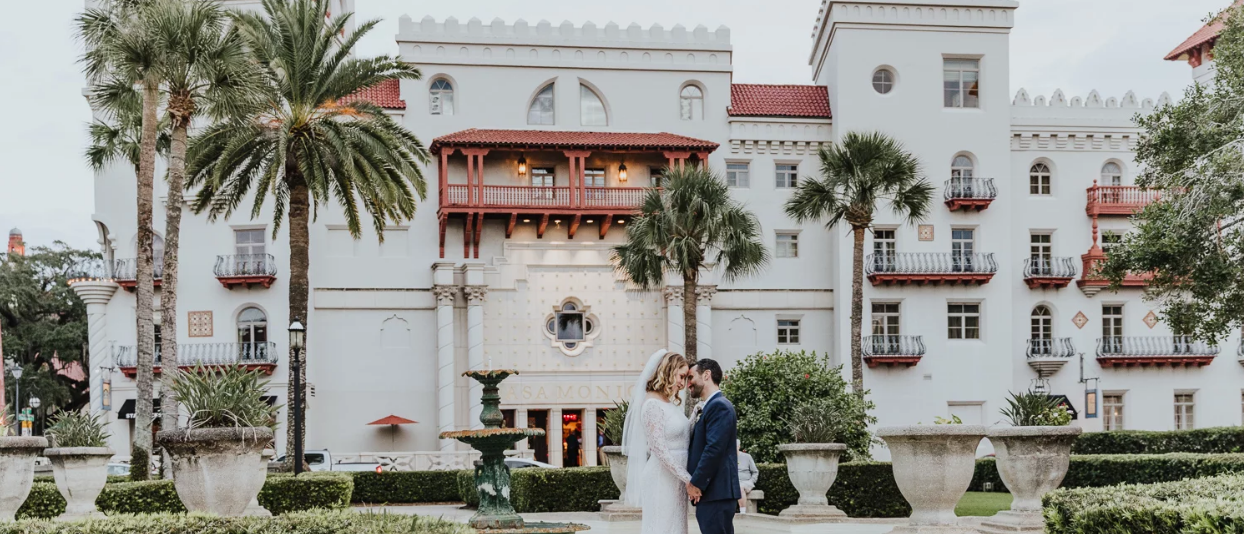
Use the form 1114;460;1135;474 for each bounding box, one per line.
1101;4;1244;342
784;132;933;393
611;164;769;361
187;0;429;458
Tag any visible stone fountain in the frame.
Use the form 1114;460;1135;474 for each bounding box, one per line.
441;370;589;534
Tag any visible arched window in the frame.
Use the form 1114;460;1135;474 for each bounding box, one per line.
237;307;268;349
580;84;607;126
528;83;555;125
680;85;703;120
1101;162;1123;186
1031;306;1052;340
1029;163;1051;195
950;155;974;196
429;78;454;115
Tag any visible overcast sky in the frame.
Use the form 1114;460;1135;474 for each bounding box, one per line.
0;0;1226;251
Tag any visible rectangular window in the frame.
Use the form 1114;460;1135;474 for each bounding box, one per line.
1103;394;1124;431
777;319;801;345
1030;233;1052;274
1174;393;1196;430
871;303;900;335
531;168;556;201
1102;305;1124;352
776;164;799;189
726;162;750;188
776;233;799;258
948;303;981;340
1101;232;1122;254
584;168;605;201
234;229;265;257
873;229;896;272
944;58;981;108
952;228;975;271
650;168;664;189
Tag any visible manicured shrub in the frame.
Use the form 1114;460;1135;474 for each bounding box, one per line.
96;480;186;515
755;462;910;518
0;510;472;534
510;467;619;513
351;470;461;504
971;453;1244;493
259;473;353;514
1043;474;1244;534
1072;427;1244;455
456;469;479;507
15;483;66;520
722;350;876;463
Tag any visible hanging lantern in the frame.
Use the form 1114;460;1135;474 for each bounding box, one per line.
518;154;528;177
618;163;628;182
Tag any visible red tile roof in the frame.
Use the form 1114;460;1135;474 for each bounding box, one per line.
1166;0;1244;61
729;84;831;119
430;129;719;155
343;78;406;110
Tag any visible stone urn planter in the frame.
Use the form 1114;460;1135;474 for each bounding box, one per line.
44;446;114;520
979;426;1082;533
877;425;986;533
157;427;273;517
0;436;49;522
243;449;275;517
597;445;640;519
777;443;848;520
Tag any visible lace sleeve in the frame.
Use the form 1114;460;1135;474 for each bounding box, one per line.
644;401;692;483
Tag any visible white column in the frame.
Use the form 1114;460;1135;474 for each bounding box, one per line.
464;285;487;429
515;408;530;452
548;408;564;467
696;286;717;361
70;280;119;415
583;409;598;467
664;287;685;354
432;285;458;451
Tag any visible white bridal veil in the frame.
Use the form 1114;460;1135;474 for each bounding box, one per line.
619;348;668;507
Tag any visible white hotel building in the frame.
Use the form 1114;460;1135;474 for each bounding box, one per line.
72;0;1244;467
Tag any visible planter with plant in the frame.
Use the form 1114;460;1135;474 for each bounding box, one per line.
42;411;114;520
0;405;48;522
596;400;634;517
876;422;986;532
980;390;1081;534
243;448;276;517
155;366;278;517
775;398;850;520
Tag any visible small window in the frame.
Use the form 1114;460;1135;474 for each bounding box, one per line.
1101;162;1123;186
550;302;586;343
776;233;799;258
584;168;605;187
580;84;607;126
951;155;974;181
1030;163;1051;195
872;229;897;271
872;68;895;94
951;229;975;272
430;79;455;115
1031;305;1052;341
235;229;265;256
1103;394;1124;431
680;85;704;120
237;307;268;355
943;58;980;108
726;162;750;188
776;164;799;189
528;84;555;125
650;167;664;188
1101;231;1122;254
871;303;900;335
948;303;981;340
1174;393;1196;430
1102;305;1124;351
777;319;801;345
1030;233;1052;273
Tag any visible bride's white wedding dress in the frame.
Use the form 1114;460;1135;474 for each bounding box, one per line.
639;397;692;534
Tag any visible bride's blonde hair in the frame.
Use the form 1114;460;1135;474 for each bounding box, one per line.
646;352;689;405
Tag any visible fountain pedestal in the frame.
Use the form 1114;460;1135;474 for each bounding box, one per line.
441;370;589;534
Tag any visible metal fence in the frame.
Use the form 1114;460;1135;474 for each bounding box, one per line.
115;342;279;367
862;335;926;356
865;253;998;275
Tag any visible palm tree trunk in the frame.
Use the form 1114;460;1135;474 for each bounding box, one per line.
159;94;192;478
682;270;697;362
132;81;159;482
285;158;310;463
850;225;866;394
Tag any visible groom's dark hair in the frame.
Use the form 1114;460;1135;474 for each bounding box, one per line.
691;358;723;385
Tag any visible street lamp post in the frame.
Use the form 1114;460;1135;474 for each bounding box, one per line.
288;319;306;476
29;397;40;436
10;364;22;420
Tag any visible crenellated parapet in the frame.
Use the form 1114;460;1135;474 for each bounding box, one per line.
1011;89;1169;151
1012;88;1170;111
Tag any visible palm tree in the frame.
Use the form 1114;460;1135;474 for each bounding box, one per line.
612;164;769;361
187;0;429;460
78;0;164;481
784;131;933;393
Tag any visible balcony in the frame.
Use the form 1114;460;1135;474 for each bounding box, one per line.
1096;336;1219;368
112;259;163;291
115;341;279;377
1026;338;1075;378
1023;257;1078;289
1085;184;1161;217
1078;248;1150;297
443;185;649;211
214;254;277;289
944;178;996;212
865;253;997;286
862;335;925;367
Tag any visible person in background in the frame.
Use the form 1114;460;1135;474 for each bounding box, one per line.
737;440;758;513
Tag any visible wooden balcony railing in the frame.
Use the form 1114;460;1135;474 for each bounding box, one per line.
865;253;997;285
443;184;649;211
1086;184;1162;216
1096;336;1219;367
862;335;925;367
115;341;279;377
944;178;996;211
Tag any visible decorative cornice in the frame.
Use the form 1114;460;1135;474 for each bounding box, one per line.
464;285;489;304
663;287;684;305
695;286;718;304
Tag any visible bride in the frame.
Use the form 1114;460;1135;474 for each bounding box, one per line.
621;350;692;534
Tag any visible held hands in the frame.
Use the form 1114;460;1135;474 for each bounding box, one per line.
686;482;702;504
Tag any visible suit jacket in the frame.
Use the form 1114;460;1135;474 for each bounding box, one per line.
687;392;741;502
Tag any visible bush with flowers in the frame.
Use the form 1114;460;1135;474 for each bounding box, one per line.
721;350;876;463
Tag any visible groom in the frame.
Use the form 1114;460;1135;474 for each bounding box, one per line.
685;358;740;534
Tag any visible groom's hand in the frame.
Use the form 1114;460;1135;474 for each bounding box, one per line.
686;482;702;504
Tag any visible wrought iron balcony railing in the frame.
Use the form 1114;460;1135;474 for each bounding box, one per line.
111;258;163;282
68;258;114;281
944;178;997;200
115;342;279;369
214;254;278;278
1096;336;1219;367
862;335;926;357
866;253;998;275
1026;338;1075;359
1024;257;1077;279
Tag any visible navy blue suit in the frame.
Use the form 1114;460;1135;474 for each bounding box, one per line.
687;392;740;534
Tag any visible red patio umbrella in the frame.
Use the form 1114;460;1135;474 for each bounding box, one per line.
367;415;418;452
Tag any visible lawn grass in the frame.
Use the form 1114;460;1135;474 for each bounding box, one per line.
955;491;1013;517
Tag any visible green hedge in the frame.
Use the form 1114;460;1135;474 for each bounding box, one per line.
96;480;186;515
510;467;619;513
259;473;353;515
1072;427;1244;455
35;475;131;485
1;511;472;534
1043;474;1244;534
456;470;479;507
351;470;461;504
755;462;910;518
970;453;1244;493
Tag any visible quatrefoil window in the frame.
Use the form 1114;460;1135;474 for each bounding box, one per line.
544;299;600;356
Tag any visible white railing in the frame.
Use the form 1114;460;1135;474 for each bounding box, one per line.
333;450;536;472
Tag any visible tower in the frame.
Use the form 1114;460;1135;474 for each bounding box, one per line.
7;228;23;256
